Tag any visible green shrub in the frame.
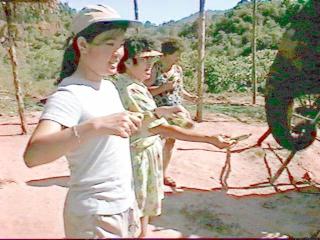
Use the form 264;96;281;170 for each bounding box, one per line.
206;49;277;93
27;45;63;81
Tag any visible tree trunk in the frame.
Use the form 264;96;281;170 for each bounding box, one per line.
2;2;27;134
196;0;206;122
252;0;257;104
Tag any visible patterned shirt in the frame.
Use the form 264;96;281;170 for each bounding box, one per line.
153;62;183;107
115;74;168;152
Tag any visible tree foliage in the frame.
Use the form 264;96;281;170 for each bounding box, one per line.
0;0;311;96
178;0;310;93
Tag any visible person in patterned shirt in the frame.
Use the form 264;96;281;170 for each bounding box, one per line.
144;38;198;188
115;36;235;237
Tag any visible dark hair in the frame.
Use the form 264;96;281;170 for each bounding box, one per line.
117;35;158;74
55;21;128;85
161;37;184;55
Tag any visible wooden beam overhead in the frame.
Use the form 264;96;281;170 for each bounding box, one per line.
2;0;52;2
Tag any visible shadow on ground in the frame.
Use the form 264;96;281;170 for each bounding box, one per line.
26;176;70;188
151;190;320;238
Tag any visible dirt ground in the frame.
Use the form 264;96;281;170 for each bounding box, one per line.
1;111;320;238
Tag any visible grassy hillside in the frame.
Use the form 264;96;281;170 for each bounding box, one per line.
0;2;74;114
0;0;308;114
177;0;308;93
3;4;74;70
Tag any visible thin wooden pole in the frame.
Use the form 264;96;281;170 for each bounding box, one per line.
133;0;139;34
133;0;139;20
252;0;257;105
196;0;206;122
270;151;296;184
2;2;27;134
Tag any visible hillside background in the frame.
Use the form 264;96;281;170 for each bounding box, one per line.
0;0;307;114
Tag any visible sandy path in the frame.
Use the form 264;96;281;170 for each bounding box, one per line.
1;112;319;238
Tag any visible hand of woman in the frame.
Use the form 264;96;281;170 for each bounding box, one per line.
155;105;192;119
164;80;177;92
174;105;189;115
172;105;192;119
190;95;199;103
154;105;183;118
93;111;142;138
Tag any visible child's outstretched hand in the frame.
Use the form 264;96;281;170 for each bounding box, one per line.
209;135;237;149
210;133;252;149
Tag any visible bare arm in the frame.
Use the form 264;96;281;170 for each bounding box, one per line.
24;120;93;167
182;88;199;103
144;66;157;87
148;82;176;96
175;66;198;103
24;112;142;167
149;124;234;149
145;66;176;96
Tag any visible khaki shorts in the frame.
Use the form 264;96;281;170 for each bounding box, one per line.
64;205;141;238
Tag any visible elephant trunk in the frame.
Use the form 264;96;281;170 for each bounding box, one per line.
265;88;317;151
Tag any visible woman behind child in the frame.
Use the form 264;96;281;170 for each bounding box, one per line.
144;38;198;187
115;35;234;237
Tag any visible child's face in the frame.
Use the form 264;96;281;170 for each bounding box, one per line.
128;55;157;81
83;30;125;77
165;51;181;65
106;45;124;75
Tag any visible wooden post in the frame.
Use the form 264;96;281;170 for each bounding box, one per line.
133;0;139;34
252;0;257;105
2;1;27;134
195;0;206;122
133;0;139;20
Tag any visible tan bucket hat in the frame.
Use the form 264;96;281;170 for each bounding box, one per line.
137;50;163;58
71;4;140;35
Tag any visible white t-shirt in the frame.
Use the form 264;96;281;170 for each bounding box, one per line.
41;75;134;216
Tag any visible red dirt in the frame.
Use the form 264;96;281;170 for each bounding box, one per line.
1;111;319;238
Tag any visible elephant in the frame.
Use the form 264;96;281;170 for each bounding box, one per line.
265;0;320;151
